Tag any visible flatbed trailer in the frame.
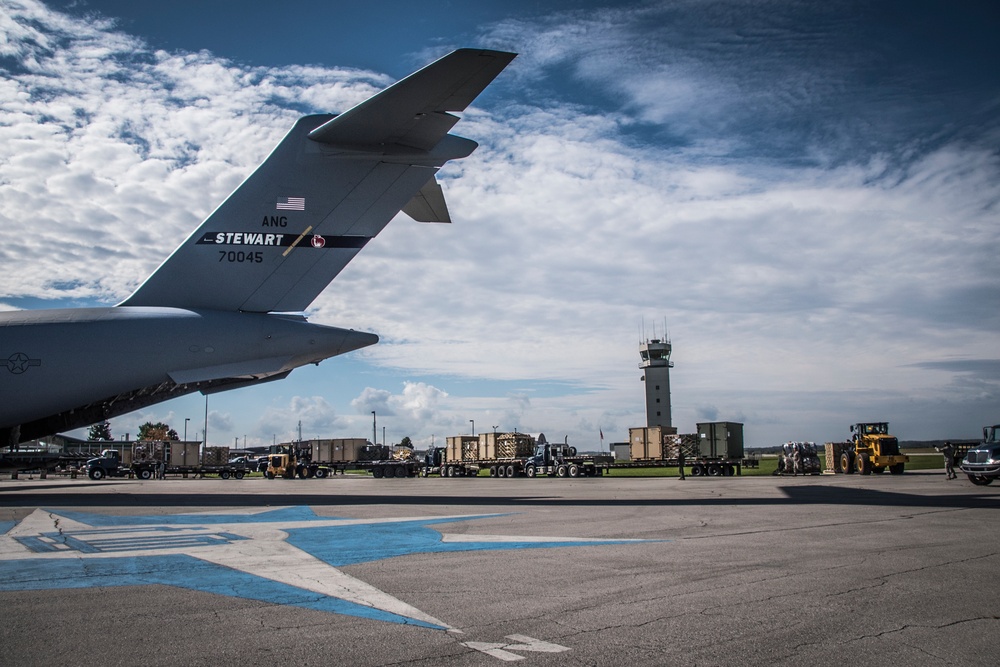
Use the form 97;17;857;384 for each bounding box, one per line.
441;442;613;478
88;458;254;480
364;459;423;478
85;445;253;480
610;457;756;476
141;463;255;479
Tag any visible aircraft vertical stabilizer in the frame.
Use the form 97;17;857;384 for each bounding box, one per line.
121;49;515;313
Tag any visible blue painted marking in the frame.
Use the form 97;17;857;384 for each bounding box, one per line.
285;518;640;567
0;555;444;629
0;520;16;535
2;506;664;629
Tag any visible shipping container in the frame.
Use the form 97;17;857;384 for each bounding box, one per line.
628;426;678;460
696;422;744;459
310;438;370;463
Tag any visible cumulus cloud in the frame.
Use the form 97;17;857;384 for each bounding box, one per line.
0;0;385;302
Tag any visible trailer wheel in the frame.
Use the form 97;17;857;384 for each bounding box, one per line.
489;466;498;477
506;465;517;478
889;463;905;475
568;464;580;478
89;468;105;481
372;467;384;478
690;465;704;477
556;465;568;478
394;465;408;478
220;470;231;480
138;469;153;480
234;471;245;480
725;465;735;476
840;452;854;474
525;465;537;478
314;468;327;479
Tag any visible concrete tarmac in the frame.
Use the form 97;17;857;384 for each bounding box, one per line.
1;471;997;666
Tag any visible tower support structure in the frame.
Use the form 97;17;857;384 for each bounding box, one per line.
639;338;673;429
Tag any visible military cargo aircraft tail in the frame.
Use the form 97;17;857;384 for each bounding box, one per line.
123;48;515;313
1;49;515;444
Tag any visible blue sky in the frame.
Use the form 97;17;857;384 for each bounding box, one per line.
2;0;998;449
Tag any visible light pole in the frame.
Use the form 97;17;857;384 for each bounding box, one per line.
372;411;377;446
184;418;190;442
492;425;498;435
203;395;208;454
470;419;475;436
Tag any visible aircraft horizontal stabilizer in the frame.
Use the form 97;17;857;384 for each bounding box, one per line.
308;49;516;153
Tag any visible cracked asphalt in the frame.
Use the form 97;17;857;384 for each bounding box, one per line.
1;471;997;666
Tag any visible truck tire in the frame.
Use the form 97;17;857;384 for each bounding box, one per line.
220;470;231;480
690;465;704;477
525;465;537;478
708;464;722;476
496;465;506;478
556;465;568;478
89;468;105;481
568;464;580;478
489;466;498;477
506;465;517;478
138;469;153;480
372;467;384;478
840;452;854;474
856;456;872;475
314;468;327;479
394;465;408;478
234;471;245;480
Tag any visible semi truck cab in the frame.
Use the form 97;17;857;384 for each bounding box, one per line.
960;424;1000;486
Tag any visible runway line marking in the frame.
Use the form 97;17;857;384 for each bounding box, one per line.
462;635;571;662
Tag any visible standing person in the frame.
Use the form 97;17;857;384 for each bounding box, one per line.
157;459;166;480
677;449;686;480
936;442;956;480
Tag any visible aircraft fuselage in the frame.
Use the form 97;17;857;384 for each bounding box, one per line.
0;307;377;436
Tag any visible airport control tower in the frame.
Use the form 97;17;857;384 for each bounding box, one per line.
639;338;673;429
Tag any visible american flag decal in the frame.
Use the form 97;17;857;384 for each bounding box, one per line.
276;196;305;211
